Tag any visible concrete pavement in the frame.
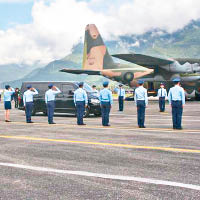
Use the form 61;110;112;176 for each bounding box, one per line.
0;101;200;199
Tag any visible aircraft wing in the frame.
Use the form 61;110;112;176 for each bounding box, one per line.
112;54;174;68
60;69;101;75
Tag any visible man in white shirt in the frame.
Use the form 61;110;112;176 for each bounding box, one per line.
92;85;100;97
23;85;38;123
157;83;167;112
118;84;126;111
45;84;61;124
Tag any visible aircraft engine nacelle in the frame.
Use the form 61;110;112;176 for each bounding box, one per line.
164;62;200;73
122;72;134;82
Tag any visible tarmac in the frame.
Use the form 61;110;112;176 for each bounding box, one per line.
0;100;200;200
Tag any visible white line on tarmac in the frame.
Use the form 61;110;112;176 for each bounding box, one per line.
111;114;196;118
0;162;200;191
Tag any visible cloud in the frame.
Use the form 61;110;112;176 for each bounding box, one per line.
0;0;32;3
0;0;200;65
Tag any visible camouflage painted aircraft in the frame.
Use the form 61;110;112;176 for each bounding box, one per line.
60;24;153;85
112;54;200;99
60;24;200;99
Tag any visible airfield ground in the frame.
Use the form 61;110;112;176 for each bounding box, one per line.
0;101;200;199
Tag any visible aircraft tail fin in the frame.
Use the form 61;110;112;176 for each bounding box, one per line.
82;24;114;70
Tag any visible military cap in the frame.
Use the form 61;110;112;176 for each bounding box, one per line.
78;82;84;86
173;77;181;82
5;85;10;90
27;84;32;89
119;84;123;87
103;81;109;87
160;82;165;85
48;83;53;88
137;79;144;84
92;85;96;88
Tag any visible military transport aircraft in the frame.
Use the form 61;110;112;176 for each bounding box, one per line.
60;24;153;85
61;24;200;99
112;54;200;99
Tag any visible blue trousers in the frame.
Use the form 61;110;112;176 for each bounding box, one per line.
172;101;183;129
76;101;85;125
25;102;33;122
47;101;55;123
101;102;111;126
118;96;124;111
137;100;146;127
159;97;165;112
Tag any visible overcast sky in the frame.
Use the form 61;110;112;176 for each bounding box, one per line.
0;0;200;66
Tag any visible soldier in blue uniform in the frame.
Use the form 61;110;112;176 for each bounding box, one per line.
99;81;113;126
117;84;126;111
134;80;148;128
23;85;38;123
157;83;167;112
45;84;61;124
3;85;15;122
74;82;88;125
168;78;185;130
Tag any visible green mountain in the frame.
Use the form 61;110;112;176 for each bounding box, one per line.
0;64;36;83
3;19;200;88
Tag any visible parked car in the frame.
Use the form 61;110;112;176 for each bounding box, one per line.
18;81;101;117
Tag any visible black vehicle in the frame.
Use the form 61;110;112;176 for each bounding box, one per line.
18;81;101;117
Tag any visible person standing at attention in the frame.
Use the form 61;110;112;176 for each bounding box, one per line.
134;80;148;128
118;84;126;111
74;82;88;125
168;78;185;130
45;84;61;124
23;85;38;123
3;85;15;122
99;81;113;126
157;83;167;112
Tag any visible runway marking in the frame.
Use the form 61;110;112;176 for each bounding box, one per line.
0;162;199;191
0;135;200;153
111;114;198;118
6;121;200;133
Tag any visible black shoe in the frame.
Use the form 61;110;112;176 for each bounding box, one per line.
141;126;146;128
49;122;56;124
5;120;11;122
27;121;34;123
103;124;110;126
78;123;86;125
176;127;183;130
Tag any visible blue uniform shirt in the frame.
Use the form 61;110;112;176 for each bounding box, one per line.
99;88;113;104
45;87;61;103
157;88;167;98
117;88;126;98
4;88;15;102
74;88;88;105
23;89;38;105
168;85;185;105
134;86;148;106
